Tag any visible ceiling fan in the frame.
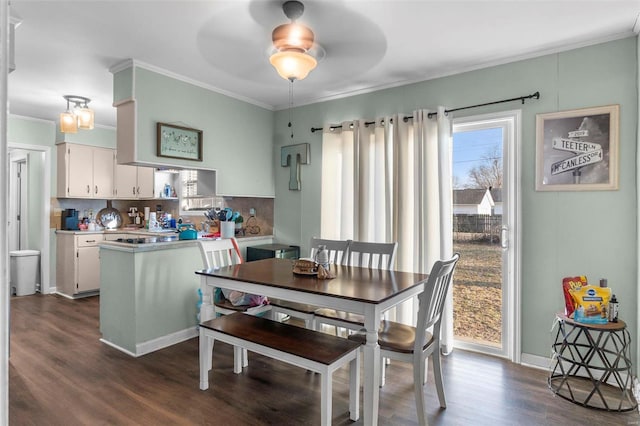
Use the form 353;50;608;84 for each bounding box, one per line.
268;0;324;81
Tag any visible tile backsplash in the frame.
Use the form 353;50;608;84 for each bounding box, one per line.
52;196;274;237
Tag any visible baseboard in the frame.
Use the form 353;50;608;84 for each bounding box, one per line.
135;327;198;357
99;338;138;357
520;352;550;370
55;290;99;299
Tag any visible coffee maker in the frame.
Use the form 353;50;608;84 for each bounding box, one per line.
61;208;79;230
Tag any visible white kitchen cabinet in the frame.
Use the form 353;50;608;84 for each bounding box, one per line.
114;164;155;199
56;232;104;297
114;163;137;198
57;143;115;198
137;166;155;198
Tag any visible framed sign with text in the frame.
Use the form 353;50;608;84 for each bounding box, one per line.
157;122;203;161
535;105;619;191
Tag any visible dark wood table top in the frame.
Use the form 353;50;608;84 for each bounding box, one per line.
196;258;429;304
556;312;626;331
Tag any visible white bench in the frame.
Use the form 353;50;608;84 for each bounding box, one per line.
199;312;361;425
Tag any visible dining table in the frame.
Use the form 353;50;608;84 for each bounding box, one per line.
196;257;429;426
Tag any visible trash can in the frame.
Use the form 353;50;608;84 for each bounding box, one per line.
10;250;40;296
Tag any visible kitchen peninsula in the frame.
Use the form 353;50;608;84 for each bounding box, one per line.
99;235;272;357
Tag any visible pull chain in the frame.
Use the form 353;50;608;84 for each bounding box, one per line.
288;78;294;139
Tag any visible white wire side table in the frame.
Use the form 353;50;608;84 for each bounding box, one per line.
549;313;637;412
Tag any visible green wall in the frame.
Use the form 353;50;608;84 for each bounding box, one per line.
273;37;638;364
130;67;275;197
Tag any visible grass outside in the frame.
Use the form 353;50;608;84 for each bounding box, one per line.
453;237;502;345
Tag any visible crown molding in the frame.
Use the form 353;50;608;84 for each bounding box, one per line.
274;31;636;111
109;58;274;111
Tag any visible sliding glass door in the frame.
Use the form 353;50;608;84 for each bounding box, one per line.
451;110;521;361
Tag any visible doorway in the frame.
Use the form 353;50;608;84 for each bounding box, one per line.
9;152;27;251
7;143;51;294
451;110;521;362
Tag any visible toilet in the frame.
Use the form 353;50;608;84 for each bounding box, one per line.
10;250;40;296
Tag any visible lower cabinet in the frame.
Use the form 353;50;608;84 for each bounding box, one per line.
56;233;104;297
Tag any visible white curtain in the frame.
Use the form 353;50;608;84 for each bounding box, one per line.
321;107;454;352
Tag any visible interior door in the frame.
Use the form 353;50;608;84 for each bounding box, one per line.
451;110;521;361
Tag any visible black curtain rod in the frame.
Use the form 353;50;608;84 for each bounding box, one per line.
310;91;540;133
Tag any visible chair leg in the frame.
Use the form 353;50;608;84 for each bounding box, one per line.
380;356;386;387
242;348;249;368
199;330;212;390
413;355;427;426
205;336;214;371
233;346;243;374
423;357;429;384
432;350;447;408
304;317;316;330
349;351;360;421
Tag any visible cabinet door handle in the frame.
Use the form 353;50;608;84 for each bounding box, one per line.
132;186;136;196
136;186;140;195
86;185;90;194
86;240;96;243
95;185;98;194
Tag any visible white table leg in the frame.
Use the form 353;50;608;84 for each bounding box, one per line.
199;276;215;322
363;307;381;426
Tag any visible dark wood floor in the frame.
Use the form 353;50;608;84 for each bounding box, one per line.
9;294;640;425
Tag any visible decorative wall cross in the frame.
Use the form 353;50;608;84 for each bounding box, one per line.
281;143;310;191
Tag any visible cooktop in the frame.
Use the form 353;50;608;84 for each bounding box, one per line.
115;235;179;244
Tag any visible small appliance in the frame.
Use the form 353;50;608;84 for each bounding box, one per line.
61;208;79;230
246;244;300;261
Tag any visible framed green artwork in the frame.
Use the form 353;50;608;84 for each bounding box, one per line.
157;122;203;161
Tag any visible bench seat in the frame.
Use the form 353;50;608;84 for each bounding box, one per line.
199;312;361;425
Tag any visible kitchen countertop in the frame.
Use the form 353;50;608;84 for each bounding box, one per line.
56;228;273;239
99;234;274;253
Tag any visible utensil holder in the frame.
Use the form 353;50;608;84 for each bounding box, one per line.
220;221;235;239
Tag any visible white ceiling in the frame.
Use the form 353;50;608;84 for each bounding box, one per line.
8;1;640;129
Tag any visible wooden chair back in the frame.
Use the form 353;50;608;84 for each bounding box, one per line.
414;253;460;353
198;238;243;269
344;240;398;270
309;237;350;265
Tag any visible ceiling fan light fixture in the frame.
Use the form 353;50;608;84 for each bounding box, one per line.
272;23;314;51
270;50;317;81
269;0;320;81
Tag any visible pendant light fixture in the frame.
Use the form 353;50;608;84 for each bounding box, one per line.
60;95;94;133
269;1;322;81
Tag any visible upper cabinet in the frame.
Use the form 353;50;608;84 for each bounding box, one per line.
57;143;114;198
114;164;155;199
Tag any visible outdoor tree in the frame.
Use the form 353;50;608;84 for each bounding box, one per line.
467;147;502;189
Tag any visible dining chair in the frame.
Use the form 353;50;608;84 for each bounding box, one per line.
314;240;398;334
198;238;272;366
348;253;460;426
270;237;351;328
